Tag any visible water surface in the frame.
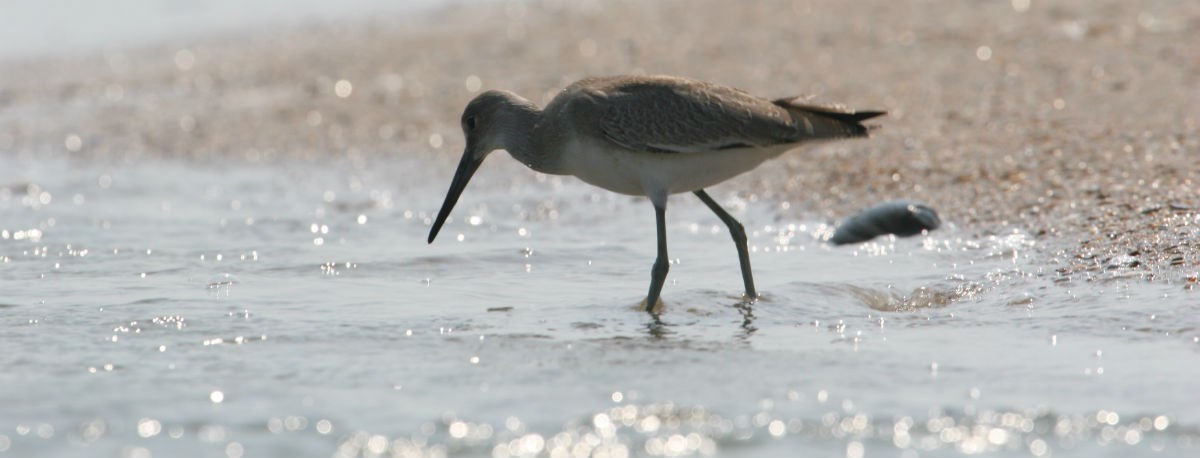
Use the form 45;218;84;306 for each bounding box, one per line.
1;153;1196;457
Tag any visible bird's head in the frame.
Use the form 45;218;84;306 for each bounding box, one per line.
428;90;537;244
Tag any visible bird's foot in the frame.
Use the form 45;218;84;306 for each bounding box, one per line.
638;297;665;315
741;292;763;305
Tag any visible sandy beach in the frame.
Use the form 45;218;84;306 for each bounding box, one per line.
2;0;1197;277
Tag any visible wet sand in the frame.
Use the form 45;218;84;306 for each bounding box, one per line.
2;0;1197;281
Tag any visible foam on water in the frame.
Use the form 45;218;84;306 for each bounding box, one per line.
1;153;1197;457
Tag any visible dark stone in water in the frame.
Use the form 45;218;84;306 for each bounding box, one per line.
829;200;941;245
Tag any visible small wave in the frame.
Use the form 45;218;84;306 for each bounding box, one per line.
829;281;985;312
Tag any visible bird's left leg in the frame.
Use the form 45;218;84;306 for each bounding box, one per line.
644;202;670;313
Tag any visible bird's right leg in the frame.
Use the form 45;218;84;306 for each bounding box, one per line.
644;202;669;313
694;189;758;301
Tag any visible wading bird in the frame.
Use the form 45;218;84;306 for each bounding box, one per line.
428;75;883;313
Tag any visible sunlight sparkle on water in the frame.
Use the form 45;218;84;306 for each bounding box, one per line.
136;418;162;438
334;80;353;98
321;401;1187;458
465;75;482;93
976;45;993;61
173;49;195;70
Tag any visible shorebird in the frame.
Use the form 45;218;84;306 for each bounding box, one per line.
427;75;883;313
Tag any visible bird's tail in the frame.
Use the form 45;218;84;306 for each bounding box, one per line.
772;97;886;138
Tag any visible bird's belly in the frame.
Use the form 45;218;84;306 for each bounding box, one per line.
560;143;796;197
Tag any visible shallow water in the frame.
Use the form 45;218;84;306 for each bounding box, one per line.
1;151;1197;458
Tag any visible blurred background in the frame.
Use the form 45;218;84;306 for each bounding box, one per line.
0;0;432;59
1;1;1197;457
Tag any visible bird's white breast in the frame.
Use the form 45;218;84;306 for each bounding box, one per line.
558;140;797;198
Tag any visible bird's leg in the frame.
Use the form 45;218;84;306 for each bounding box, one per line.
694;189;758;301
644;202;670;313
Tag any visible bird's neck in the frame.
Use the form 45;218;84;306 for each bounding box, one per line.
499;104;553;173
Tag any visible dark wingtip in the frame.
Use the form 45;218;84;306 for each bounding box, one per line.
850;110;887;122
772;97;886;125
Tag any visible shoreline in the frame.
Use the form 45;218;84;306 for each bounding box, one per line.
2;0;1197;283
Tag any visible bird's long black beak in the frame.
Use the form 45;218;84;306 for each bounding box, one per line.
428;149;483;243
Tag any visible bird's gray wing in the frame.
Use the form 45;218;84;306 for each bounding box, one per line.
597;81;795;153
594;79;882;154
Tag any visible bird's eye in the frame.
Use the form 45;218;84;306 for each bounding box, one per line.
465;116;477;131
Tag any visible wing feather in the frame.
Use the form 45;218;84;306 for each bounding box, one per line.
587;77;881;154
